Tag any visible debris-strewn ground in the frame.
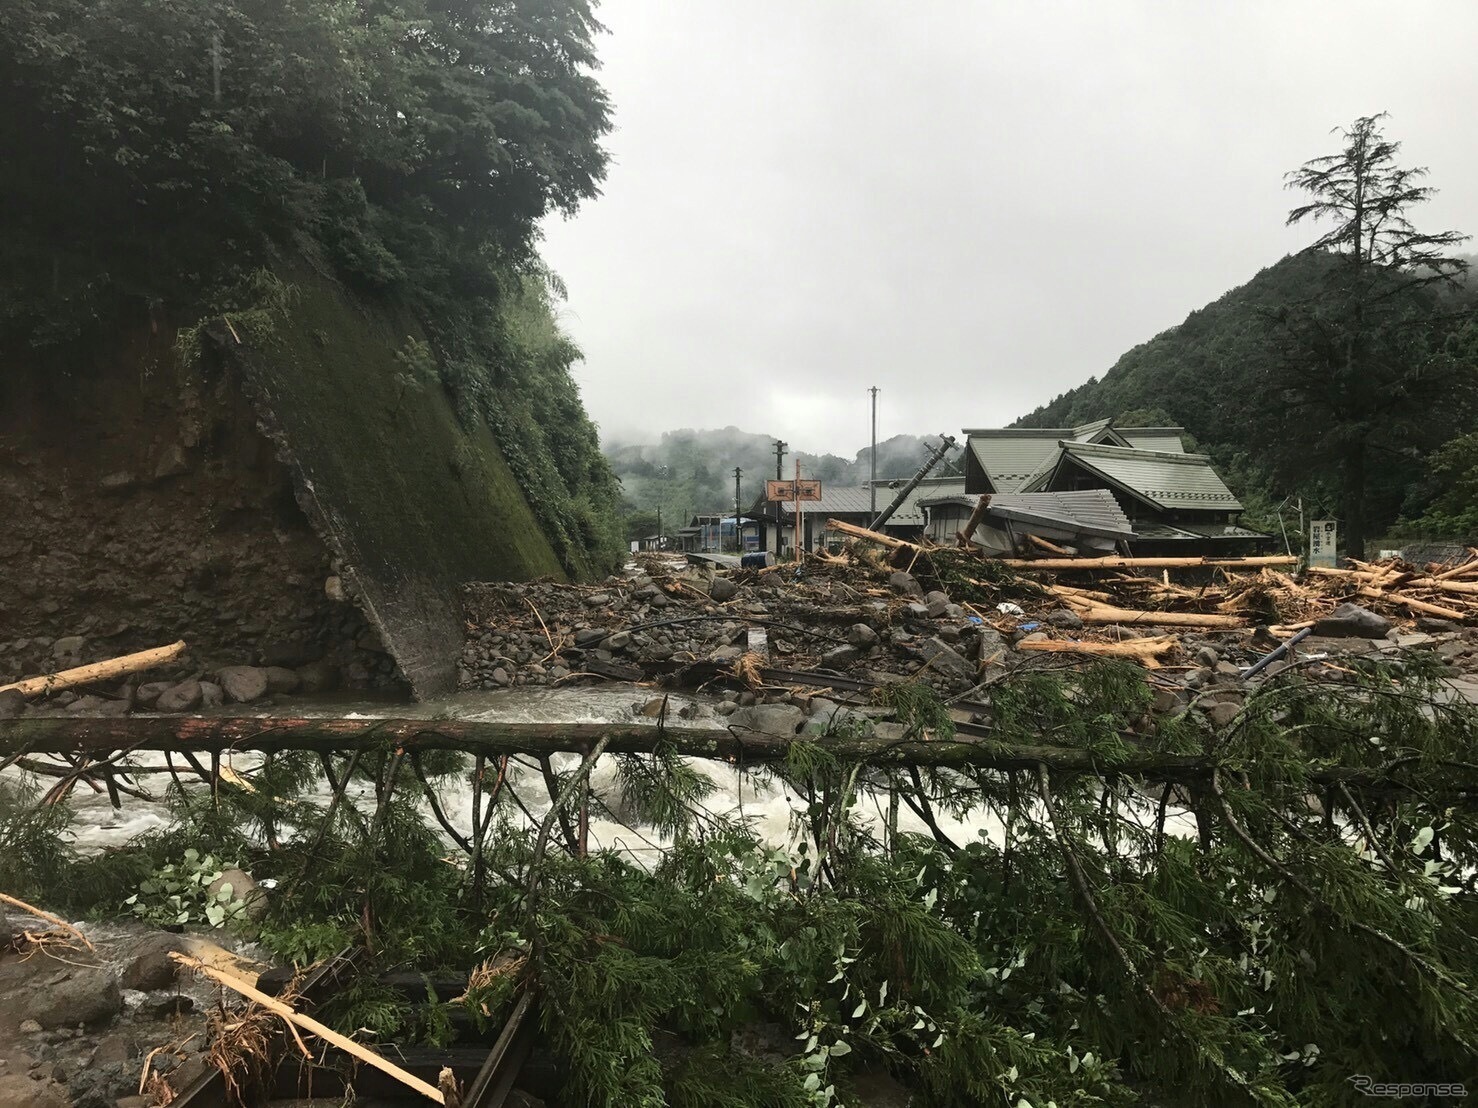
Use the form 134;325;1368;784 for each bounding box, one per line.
459;546;1478;731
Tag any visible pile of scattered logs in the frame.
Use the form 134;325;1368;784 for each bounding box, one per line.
1305;553;1478;623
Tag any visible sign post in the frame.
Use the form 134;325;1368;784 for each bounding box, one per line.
1309;519;1338;568
766;477;821;561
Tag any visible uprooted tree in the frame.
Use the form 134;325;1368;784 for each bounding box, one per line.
3;656;1477;1106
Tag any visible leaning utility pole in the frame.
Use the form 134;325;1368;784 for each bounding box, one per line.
773;439;787;481
868;386;879;516
733;467;743;553
868;435;957;531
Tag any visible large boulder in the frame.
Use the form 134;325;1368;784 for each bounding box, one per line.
217;666;268;703
209;868;267;920
1313;602;1392;639
155;680;202;713
119;933;188;992
888;571;923;598
22;964;122;1028
727;704;805;737
709;576;739;602
920;637;976;681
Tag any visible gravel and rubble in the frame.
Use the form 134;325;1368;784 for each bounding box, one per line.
458;549;1478;735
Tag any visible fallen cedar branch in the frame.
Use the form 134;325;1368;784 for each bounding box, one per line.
1015;635;1179;667
171;952;447;1105
0;890;96;952
0;716;1466;794
0;641;187;700
997;555;1299;570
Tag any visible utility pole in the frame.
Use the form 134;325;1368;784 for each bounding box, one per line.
869;386;879;516
733;467;743;553
773;439;787;481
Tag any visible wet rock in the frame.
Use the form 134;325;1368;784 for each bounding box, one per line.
324;575;348;603
1196;646;1221;667
904;602;930;619
1152;687;1186;714
1394;632;1434;649
603;631;633;651
1016;632;1049;646
0;689;25;720
883;572;921;599
51;636;87;660
152;443;190;480
711;645;744;662
728;704;805;737
710;577;739;602
0;1073;70;1108
920;637;975;681
134;681;173;708
1312;602;1391;639
573;628;606;647
66;694;109;713
140;994;194;1020
155;680;202;713
822;644;861;667
22;965;122;1028
199;681;225;708
1205;700;1242;728
491;668;511;687
119;934;187;992
217;666;267;703
847;623;879;648
1417;617;1459;633
296;659;340;694
1044;608;1084;629
263;666;301;694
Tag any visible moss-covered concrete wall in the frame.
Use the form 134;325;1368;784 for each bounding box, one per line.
232;267;568;696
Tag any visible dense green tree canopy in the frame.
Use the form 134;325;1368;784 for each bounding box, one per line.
0;0;626;572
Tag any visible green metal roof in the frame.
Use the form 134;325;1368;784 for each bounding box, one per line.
964;430;1072;492
1118;427;1187;453
1055;441;1242;511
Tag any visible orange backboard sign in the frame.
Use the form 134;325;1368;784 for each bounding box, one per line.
766;479;822;502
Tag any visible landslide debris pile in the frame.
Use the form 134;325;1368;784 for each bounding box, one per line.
458;546;1478;729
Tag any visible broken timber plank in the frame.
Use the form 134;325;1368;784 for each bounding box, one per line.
0;641;186;700
1357;588;1468;622
996;555;1297;570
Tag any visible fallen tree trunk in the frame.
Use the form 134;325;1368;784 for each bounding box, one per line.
1015;636;1178;667
1055;598;1246;629
0;641;187;700
997;555;1298;570
1356;588;1469;622
0;716;1462;794
826;518;916;551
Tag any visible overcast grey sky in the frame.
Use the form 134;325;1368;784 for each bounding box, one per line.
539;1;1478;456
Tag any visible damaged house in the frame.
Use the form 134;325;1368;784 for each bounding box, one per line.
948;419;1275;556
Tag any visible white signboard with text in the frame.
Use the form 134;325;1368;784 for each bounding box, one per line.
1309;519;1338;568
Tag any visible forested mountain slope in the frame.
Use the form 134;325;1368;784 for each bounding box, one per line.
1018;251;1478;539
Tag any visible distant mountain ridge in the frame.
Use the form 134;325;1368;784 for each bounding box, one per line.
604;426;959;519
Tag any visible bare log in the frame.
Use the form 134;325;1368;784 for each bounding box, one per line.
1;716;1468;796
1357;588;1468;622
997;555;1298;570
1070;604;1246;629
0;641;187;700
826;518;915;551
172;953;445;1104
956;494;992;549
1015;636;1179;667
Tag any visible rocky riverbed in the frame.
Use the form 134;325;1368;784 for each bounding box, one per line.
0;906;254;1108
